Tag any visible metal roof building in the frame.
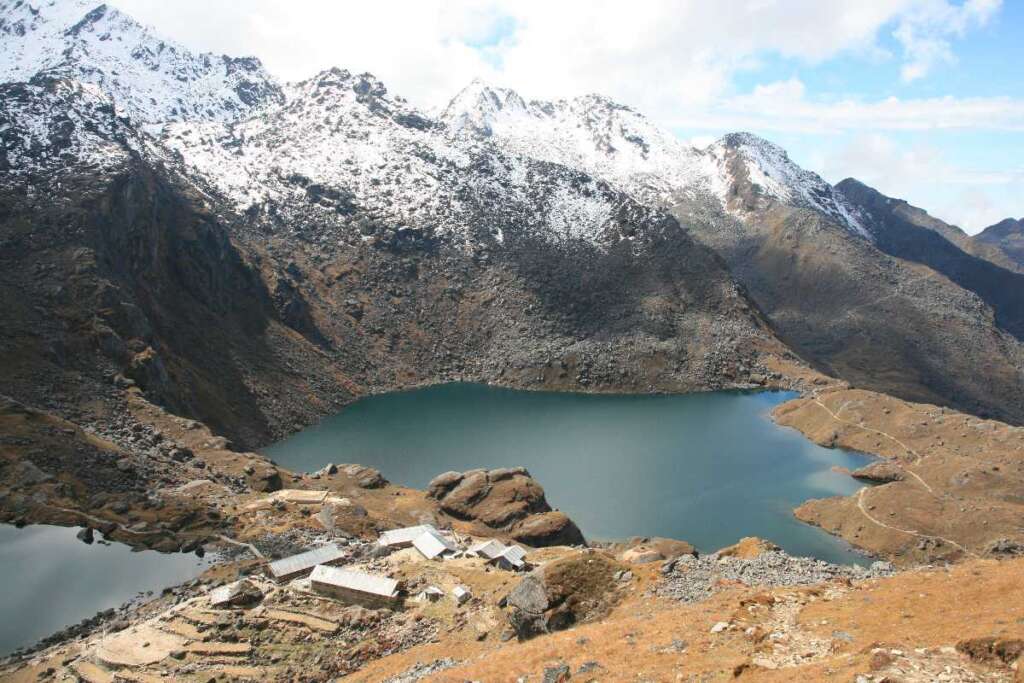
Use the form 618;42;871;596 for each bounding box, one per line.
452;585;471;605
469;539;507;560
209;580;256;607
412;529;458;560
468;539;527;570
377;524;438;548
266;544;346;581
309;565;401;608
499;544;528;569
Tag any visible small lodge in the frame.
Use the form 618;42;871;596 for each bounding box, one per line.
412;529;458;560
266;543;346;581
209;580;252;607
414;585;445;603
469;539;506;561
469;539;528;570
452;585;471;605
498;544;527;570
309;565;401;608
377;524;439;549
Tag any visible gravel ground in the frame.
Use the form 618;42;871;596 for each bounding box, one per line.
383;658;460;683
654;550;895;603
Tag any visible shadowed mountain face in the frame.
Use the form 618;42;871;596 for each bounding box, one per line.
836;178;1024;340
976;218;1024;270
0;72;787;449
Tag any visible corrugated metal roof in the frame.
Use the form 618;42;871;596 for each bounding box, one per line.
378;524;437;547
469;539;507;560
309;565;399;597
503;548;528;565
501;545;527;565
208;580;246;606
267;544;345;579
412;529;457;559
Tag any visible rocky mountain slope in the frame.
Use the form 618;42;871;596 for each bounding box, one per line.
0;3;792;451
836;178;1024;339
976;217;1024;269
444;81;1024;423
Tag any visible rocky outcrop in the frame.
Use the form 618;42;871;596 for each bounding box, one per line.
609;536;697;564
850;461;905;484
505;550;622;639
427;468;584;547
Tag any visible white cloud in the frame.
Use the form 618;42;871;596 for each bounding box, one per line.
892;0;1001;81
112;0;996;116
672;78;1024;134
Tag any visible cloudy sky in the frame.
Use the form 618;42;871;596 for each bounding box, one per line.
115;0;1022;233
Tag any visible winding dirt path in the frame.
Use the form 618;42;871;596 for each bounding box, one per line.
811;396;938;497
855;488;977;558
808;395;982;556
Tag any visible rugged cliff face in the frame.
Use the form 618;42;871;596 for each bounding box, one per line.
836;178;1024;339
672;143;1024;423
0;79;355;448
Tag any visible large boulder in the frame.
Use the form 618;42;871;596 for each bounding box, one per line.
340;464;387;489
511;512;584;548
246;463;283;492
851;461;906;484
426;467;584;547
614;537;697;564
505;550;621;640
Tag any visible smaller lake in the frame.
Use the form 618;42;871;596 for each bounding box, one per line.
0;525;210;656
265;385;872;564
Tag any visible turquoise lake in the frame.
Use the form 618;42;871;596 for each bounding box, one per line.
264;384;872;564
0;524;210;655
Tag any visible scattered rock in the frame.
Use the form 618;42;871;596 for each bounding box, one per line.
655;549;894;603
542;663;571;682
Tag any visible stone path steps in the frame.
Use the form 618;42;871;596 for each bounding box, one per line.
71;661;113;683
183;641;252;656
157;618;207;641
264;608;340;633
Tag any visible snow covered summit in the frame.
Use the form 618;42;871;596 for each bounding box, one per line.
442;80;869;238
0;0;283;124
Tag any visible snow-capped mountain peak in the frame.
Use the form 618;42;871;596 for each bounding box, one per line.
706;132;870;237
441;80;727;209
442;80;871;238
0;0;283;125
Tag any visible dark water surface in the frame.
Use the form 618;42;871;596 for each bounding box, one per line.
0;524;209;655
265;384;872;564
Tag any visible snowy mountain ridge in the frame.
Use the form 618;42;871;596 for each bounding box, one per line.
160;68;675;249
0;1;869;240
0;0;283;125
441;80;870;238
